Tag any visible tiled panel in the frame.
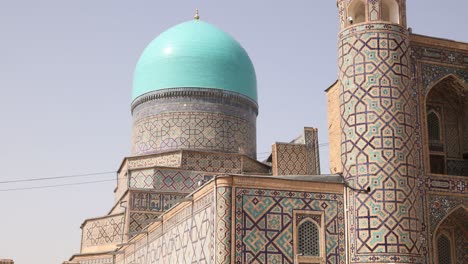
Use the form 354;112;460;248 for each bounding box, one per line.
127;152;182;170
81;214;124;250
130;191;186;212
215;187;232;264
129;168;207;192
234;188;345;264
181;151;242;174
272;143;309;176
129;212;161;234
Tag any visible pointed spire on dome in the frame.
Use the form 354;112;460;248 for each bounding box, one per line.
194;9;200;20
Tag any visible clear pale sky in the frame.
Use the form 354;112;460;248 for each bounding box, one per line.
0;1;466;263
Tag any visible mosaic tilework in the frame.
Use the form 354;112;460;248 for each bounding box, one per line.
454;228;468;264
426;175;467;194
368;0;380;21
130;168;206;192
339;24;422;262
429;202;468;264
123;192;215;264
420;63;468;96
272;143;308;176
234;188;345;264
81;214;124;249
129;212;161;235
181;151;242;174
428;195;468;233
215;187;232;264
412;45;468;67
132;111;256;158
130;191;186;212
127;152;182;170
337;0;346;29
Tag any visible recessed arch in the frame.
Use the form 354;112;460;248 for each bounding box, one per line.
425;74;467;98
425;74;468;175
433;205;467;264
381;0;400;24
348;0;366;25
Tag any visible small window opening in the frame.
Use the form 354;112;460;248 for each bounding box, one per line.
428;111;441;141
298;220;320;256
437;234;453;264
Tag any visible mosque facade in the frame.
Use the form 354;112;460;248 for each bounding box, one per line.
65;1;467;263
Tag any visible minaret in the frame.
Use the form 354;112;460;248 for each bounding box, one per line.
336;0;422;263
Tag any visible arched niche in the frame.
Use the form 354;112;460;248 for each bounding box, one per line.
348;0;366;25
425;75;468;176
433;206;468;264
381;0;400;24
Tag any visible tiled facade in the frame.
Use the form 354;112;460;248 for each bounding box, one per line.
234;187;345;264
67;2;468;264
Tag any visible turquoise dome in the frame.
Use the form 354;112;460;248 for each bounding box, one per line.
133;20;257;102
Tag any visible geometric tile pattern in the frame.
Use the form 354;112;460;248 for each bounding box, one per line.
272;143;309;176
129;212;161;234
131;111;256;158
420;63;468;96
272;128;320;176
234;188;345;264
215;187;232;264
433;206;468;264
428;195;468;233
81;213;124;248
130;169;206;192
127;192;215;264
181;151;243;174
338;23;422;262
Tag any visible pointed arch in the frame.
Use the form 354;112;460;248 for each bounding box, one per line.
425;74;468;175
381;0;400;24
348;0;366;25
425;74;468;98
433;205;467;264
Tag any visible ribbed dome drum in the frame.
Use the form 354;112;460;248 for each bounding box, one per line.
130;19;258;158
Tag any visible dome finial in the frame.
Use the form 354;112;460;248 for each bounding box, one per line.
194;9;200;20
